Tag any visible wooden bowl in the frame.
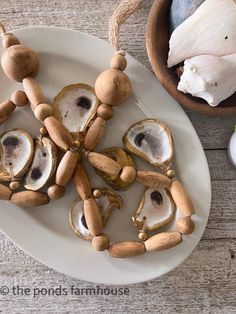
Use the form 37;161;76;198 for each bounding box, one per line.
146;0;236;116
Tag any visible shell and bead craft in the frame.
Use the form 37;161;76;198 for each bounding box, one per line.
0;0;195;258
168;0;236;107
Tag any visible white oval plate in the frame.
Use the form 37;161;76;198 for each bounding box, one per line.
0;27;211;285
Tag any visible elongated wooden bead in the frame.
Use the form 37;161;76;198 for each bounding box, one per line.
56;150;79;187
108;241;146;258
170;180;195;216
87;152;121;179
23;77;45;108
0;100;15;125
84;197;103;236
44;116;74;151
144;232;182;252
0;183;13;200
11;191;49;207
136;170;171;188
73;163;92;200
84;117;106;151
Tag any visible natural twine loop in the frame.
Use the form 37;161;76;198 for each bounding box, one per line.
0;22;6;36
109;0;142;51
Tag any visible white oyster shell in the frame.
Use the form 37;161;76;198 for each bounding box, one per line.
168;0;236;67
0;129;34;181
69;189;122;240
124;119;173;168
54;83;99;135
24;137;57;191
133;187;176;231
178;54;236;106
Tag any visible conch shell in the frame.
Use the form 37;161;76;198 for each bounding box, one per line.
168;0;236;68
178;54;236;106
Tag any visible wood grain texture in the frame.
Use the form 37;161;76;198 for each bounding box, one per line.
0;0;235;313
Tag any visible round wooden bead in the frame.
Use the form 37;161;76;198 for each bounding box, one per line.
92;233;110;251
95;69;132;106
120;166;136;184
34;103;53;121
40;127;48;136
10;90;28;107
1;45;39;82
97;104;113;120
93;189;102;198
167;169;176;178
138;231;148;241
2;33;20;49
176;216;195;235
9;181;20;191
47;184;65;200
110;54;127;71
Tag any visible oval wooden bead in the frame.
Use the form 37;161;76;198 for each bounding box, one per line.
1;45;39;82
44;116;74;151
84;117;106;151
176;216;195;235
34;103;53;121
47;184;65;200
87;152;122;179
136;170;172;189
73;163;92;200
11;191;49;207
84;198;103;236
0;183;13;200
92;233;110;251
108;241;146;258
144;232;182;252
22;77;45;108
0;100;15;125
97;104;113;120
120;166;136;184
110;54;127;71
2;34;20;49
56;150;79;186
11;90;28;107
170;180;195;216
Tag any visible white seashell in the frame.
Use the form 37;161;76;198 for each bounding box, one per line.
178;54;236;106
168;0;236;68
228;128;236;167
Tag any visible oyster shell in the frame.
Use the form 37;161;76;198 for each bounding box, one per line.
24;137;57;191
0;129;34;181
123;119;174;169
69;188;123;240
95;147;136;190
54;83;99;138
132;187;176;231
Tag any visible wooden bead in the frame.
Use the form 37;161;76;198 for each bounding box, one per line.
176;217;195;235
120;166;136;184
144;232;182;252
1;45;39;82
84;117;106;151
56;150;79;186
170;180;195;216
40;127;48;135
11;191;49;207
74;140;81;148
108;241;146;258
9;181;20;191
23;77;45;108
136;170;172;188
84;198;103;236
44;116;74;151
138;231;148;241
11;90;28;107
93;189;102;198
47;184;65;200
2;33;20;49
97;104;113;120
0;100;15;125
0;183;13;200
95;69;132;106
167;169;176;178
110;54;127;71
92;233;110;251
34;103;53;121
73;163;92;200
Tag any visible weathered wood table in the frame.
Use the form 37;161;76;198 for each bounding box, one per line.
0;1;235;313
